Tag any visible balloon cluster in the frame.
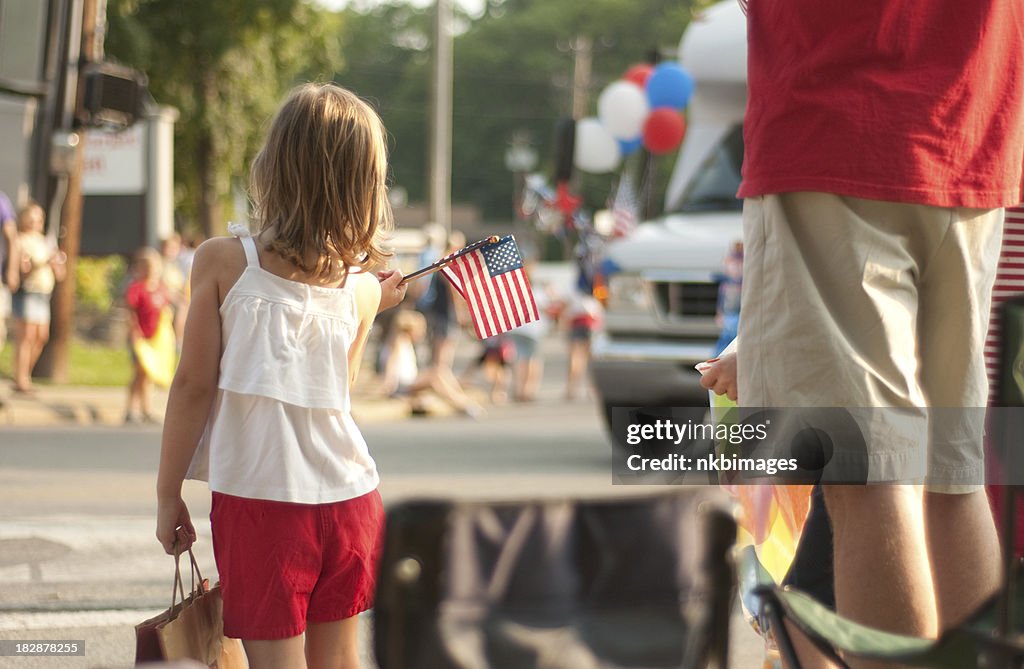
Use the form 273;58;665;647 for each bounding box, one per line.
574;62;694;174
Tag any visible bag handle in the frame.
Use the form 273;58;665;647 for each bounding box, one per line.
170;544;207;612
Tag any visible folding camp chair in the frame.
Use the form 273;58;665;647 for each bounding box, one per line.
373;491;737;669
738;294;1024;668
739;544;1024;669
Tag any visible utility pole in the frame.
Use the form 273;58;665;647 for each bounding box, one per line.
570;34;592;121
36;0;97;382
428;0;453;234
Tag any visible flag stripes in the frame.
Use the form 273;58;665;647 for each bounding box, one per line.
986;205;1024;404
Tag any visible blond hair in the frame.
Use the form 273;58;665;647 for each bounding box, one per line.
250;83;393;278
17;200;43;232
132;246;163;280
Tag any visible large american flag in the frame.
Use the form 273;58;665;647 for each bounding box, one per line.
441;236;540;339
986;205;1024;404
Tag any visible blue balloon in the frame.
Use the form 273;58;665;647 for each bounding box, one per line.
618;137;642;156
645;62;695;110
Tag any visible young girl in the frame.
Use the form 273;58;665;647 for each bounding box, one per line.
124;247;175;424
156;83;405;668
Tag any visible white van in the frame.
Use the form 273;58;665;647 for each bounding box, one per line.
590;0;747;428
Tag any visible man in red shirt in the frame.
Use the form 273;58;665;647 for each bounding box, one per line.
737;1;1024;664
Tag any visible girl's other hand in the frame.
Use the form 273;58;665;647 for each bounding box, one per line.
156;496;197;555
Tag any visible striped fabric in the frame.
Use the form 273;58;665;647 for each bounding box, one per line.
985;205;1024;405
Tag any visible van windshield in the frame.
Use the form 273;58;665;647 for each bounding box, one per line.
672;124;744;213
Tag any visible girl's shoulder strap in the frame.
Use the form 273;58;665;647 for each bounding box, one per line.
227;222;260;269
239;235;260;269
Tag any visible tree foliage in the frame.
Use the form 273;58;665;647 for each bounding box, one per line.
105;0;341;236
104;0;713;235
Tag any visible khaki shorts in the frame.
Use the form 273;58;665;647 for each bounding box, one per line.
737;193;1003;489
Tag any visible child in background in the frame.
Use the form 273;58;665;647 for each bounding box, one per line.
124;247;175;424
712;240;743;356
379;308;425;397
509;279;554;403
160;233;189;350
156;83;405;668
563;290;602;400
383;308;484;418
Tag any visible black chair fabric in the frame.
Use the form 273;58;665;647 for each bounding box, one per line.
373;492;736;669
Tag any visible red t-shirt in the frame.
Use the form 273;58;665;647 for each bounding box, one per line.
738;0;1024;208
125;280;169;339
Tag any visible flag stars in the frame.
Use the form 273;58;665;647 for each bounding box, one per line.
482;237;523;277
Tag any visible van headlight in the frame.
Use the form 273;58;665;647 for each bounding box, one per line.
606;274;650;312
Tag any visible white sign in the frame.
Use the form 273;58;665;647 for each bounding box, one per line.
82;124;146;195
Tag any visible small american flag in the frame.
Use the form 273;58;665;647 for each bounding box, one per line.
441;236;540;339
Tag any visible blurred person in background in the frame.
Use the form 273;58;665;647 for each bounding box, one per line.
713;240;743;356
125;247;176;424
11;201;65;394
414;231;475;406
0;191;18;352
380;307;482;417
160;233;189;349
562;289;602;401
509;279;554;403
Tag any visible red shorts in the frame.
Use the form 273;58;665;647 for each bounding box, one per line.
210;489;384;640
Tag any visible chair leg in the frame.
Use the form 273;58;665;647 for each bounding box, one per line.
763;601;802;669
997;485;1018;637
762;599;854;669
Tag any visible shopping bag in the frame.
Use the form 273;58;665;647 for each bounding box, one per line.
134;548;245;668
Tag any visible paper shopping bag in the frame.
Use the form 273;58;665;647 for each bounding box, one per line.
134;548;246;668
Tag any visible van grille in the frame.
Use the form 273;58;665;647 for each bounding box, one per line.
653;281;720;318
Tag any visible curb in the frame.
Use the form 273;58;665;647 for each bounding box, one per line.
0;386;420;429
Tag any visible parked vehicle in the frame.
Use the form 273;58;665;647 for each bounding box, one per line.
591;0;747;431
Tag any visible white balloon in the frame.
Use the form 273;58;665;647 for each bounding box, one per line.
597;81;650;140
574;118;621;174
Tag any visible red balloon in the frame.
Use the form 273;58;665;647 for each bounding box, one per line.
624;63;654;88
642;109;686;154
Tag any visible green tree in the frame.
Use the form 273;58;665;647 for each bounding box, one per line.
332;3;435;206
332;0;709;225
105;0;713;238
105;0;341;237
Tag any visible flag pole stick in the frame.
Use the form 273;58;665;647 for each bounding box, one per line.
400;235;501;285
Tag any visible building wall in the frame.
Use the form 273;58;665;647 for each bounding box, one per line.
0;93;38;208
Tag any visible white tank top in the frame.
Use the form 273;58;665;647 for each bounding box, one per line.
186;232;379;504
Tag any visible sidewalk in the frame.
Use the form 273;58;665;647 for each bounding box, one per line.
0;380;424;429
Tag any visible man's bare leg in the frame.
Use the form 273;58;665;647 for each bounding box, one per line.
823;484;937;669
925;490;1001;629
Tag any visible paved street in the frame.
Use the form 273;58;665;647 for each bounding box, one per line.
0;338;765;668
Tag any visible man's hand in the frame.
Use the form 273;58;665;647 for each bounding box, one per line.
377;269;408;313
697;351;738;401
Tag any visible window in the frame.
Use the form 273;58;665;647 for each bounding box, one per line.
673;125;744;213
